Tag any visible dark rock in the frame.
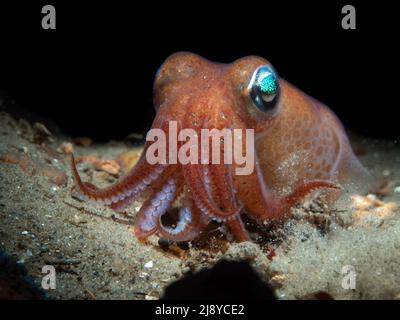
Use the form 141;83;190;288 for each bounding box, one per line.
162;260;276;300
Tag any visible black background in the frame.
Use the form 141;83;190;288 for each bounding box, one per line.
0;1;398;141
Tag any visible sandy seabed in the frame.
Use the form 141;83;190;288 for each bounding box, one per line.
0;107;399;300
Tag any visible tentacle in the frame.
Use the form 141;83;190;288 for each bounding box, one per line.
177;115;236;219
206;164;239;214
108;164;178;212
133;170;184;240
183;164;242;220
203;165;249;241
108;190;141;212
225;215;250;242
237;151;341;221
71;152;166;206
70;106;174;206
179;116;248;241
280;180;341;211
157;196;210;242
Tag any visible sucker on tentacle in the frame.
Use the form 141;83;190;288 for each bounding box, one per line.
70;113;174;207
157;196;210;242
71;152;166;205
183;164;242;220
133;170;184;239
202;162;249;240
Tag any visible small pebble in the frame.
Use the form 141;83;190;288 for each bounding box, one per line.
33;122;52;136
382;169;391;177
124;133;145;146
139;272;149;279
144;261;153;268
42;167;68;187
19;146;28;153
57;142;74;154
158;237;172;250
181;266;191;274
151;283;160;289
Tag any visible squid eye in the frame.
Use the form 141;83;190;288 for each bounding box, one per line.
248;65;279;112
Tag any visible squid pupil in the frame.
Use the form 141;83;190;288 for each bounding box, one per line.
260;74;278;96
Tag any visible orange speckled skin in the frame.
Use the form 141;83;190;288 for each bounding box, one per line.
71;52;373;242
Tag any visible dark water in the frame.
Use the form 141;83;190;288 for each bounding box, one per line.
0;2;398;141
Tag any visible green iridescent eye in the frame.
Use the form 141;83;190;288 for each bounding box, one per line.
248;65;280;112
260;73;278;96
